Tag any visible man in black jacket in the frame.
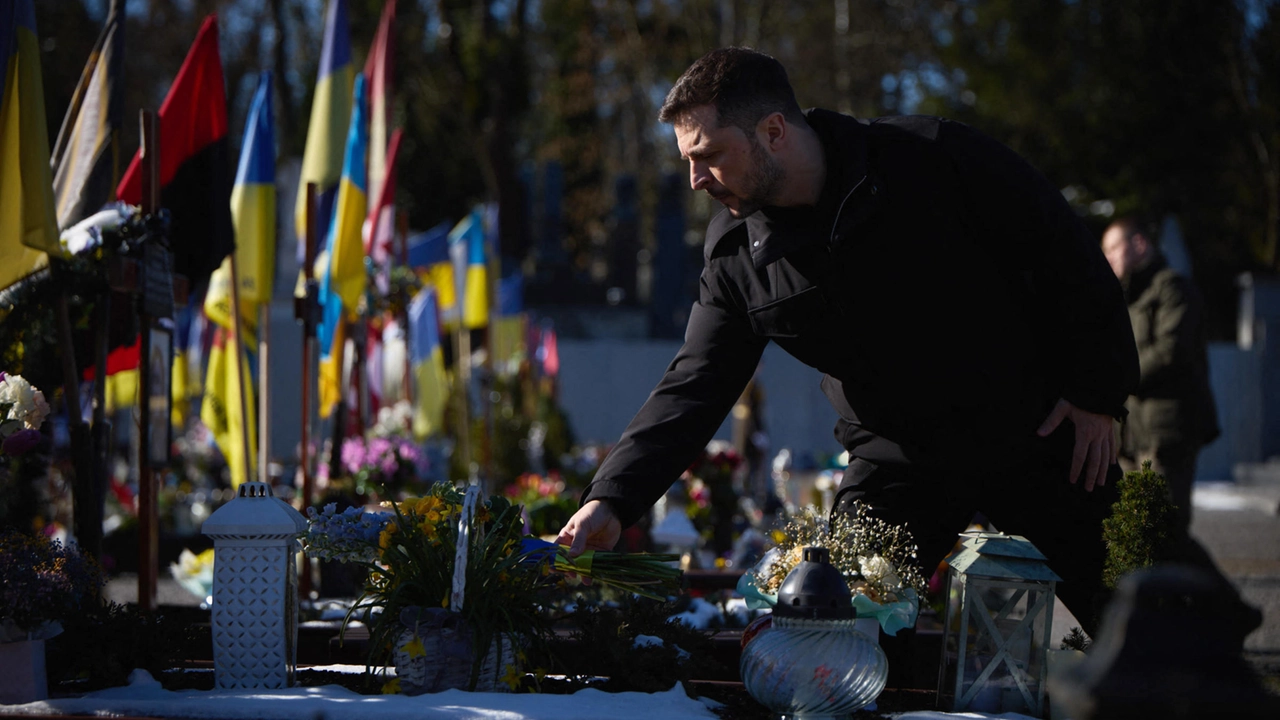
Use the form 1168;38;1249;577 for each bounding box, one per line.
557;47;1139;628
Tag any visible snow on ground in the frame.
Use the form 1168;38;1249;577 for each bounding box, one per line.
0;668;1042;720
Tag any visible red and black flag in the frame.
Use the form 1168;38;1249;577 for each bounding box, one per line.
116;14;232;291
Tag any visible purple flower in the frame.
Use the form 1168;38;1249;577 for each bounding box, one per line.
340;438;367;475
2;428;41;455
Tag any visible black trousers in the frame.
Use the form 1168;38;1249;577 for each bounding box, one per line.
833;430;1120;634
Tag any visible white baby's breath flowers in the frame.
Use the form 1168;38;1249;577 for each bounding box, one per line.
754;502;927;604
0;374;50;430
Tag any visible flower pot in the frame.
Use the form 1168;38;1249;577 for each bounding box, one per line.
0;639;47;704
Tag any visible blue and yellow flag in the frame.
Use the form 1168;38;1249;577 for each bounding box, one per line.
316;73;368;419
324;73;368;314
201;326;257;489
407;221;458;329
448;207;488;330
295;0;352;252
0;0;58;289
205;72;276;333
492;269;526;370
408;287;450;439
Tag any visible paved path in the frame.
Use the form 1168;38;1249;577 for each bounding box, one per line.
1191;479;1280;684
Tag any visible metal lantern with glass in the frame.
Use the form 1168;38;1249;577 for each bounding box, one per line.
937;531;1060;717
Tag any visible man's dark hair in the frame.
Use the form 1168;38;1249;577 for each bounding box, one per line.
1110;215;1159;247
658;47;805;134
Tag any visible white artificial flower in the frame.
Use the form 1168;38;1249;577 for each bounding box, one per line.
858;554;902;590
0;374;50;430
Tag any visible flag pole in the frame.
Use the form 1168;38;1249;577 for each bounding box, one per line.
297;182;319;597
397;210;412;413
456;323;472;483
136;109;159;612
259;303;271;483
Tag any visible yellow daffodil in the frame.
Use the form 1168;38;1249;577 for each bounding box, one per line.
399;635;427;659
381;678;401;694
411;496;446;524
500;663;522;690
417;518;439;540
379;523;398;550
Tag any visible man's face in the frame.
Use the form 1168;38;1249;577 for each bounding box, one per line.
674;104;784;218
1101;225;1141;280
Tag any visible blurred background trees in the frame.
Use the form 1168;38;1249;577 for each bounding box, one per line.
35;0;1280;338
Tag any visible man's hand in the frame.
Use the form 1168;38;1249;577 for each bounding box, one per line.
556;499;622;558
1037;397;1118;491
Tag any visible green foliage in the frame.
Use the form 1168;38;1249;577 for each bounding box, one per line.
1101;461;1179;589
0;528;105;636
46;603;205;692
1060;626;1092;652
543;595;725;693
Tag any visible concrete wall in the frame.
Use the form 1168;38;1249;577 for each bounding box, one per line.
1197;342;1265;482
556;339;843;465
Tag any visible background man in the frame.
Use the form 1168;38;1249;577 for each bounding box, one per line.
1102;217;1220;532
557;47;1139;630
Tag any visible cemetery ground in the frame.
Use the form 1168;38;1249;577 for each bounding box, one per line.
48;478;1274;719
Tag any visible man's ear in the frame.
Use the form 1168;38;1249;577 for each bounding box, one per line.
759;112;787;149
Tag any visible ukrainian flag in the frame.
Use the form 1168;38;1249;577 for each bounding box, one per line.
316;73;368;418
407;221;458;329
408;287;450;439
201;326;257;489
449;207;488;330
205;72;276;333
324;73;368;314
0;0;58;290
294;0;352;248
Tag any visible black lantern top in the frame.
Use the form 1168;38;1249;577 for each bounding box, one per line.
774;546;856;620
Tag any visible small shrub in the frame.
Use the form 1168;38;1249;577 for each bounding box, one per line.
1101;461;1179;589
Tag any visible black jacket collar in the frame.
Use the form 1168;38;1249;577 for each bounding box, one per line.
705;108;872;269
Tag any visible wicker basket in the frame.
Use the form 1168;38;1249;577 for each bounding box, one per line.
392;625;514;694
390;486;516;694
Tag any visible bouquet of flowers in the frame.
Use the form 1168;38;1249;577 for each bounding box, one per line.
302;483;681;691
737;502;927;635
0;373;49;456
0;529;104;642
339;434;426;498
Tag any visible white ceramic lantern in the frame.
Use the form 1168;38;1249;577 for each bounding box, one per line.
202;481;307;689
938;532;1060;717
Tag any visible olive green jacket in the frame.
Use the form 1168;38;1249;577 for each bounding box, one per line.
1123;256;1220;451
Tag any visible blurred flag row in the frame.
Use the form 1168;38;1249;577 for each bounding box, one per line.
2;0;552;487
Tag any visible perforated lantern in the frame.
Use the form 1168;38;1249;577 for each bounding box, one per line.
202;481;307;689
938;532;1060;717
